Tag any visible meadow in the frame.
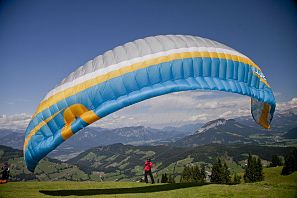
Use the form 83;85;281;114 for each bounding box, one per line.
0;167;296;198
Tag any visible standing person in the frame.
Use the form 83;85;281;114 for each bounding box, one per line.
144;158;155;184
0;162;10;184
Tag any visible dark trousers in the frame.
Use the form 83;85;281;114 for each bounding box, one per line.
1;171;9;180
144;170;155;184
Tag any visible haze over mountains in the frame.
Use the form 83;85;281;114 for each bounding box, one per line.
0;107;296;161
0;124;200;161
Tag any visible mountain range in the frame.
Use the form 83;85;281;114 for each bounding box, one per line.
173;119;256;147
0;107;296;182
0;107;296;161
173;107;297;147
0;124;198;161
48;126;196;160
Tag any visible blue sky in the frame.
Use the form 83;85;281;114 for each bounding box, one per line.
0;0;296;128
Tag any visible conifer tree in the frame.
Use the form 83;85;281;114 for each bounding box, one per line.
180;165;191;183
180;164;206;184
232;173;241;184
244;154;264;182
192;164;201;183
200;164;206;182
161;173;168;183
223;162;231;184
255;158;264;181
210;158;230;184
244;154;254;182
210;158;222;183
270;155;283;167
282;148;297;175
168;174;175;183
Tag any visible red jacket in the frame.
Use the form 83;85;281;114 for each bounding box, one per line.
144;161;153;171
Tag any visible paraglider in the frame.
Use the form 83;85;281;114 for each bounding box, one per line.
144;158;155;184
23;35;276;172
0;162;10;184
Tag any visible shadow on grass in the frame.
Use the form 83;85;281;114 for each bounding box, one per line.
40;183;207;196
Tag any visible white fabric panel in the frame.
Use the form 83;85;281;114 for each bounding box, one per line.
43;35;246;101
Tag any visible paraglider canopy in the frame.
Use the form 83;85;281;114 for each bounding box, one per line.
23;35;276;172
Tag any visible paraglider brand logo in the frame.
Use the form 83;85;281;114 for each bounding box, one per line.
252;68;266;80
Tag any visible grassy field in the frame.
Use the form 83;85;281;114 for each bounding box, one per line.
0;167;296;198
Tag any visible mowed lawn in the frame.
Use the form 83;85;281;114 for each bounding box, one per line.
0;167;296;198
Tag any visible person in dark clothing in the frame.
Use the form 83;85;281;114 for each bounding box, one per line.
144;158;155;184
0;162;10;184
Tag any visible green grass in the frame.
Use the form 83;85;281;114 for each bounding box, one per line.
0;167;296;198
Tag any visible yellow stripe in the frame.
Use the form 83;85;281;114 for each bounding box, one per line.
80;110;100;124
33;51;269;118
60;104;100;140
23;110;61;152
24;104;101;152
259;103;270;129
60;125;73;141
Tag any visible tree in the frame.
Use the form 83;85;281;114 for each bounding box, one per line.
180;165;191;183
281;148;297;175
210;158;223;184
180;164;206;184
255;158;264;181
269;155;283;167
210;158;231;184
192;165;201;183
200;164;207;182
244;154;264;183
222;162;231;184
232;173;241;184
168;174;175;183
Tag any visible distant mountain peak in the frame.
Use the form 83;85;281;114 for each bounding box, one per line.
279;107;297;116
196;118;228;134
283;126;297;139
118;126;145;130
